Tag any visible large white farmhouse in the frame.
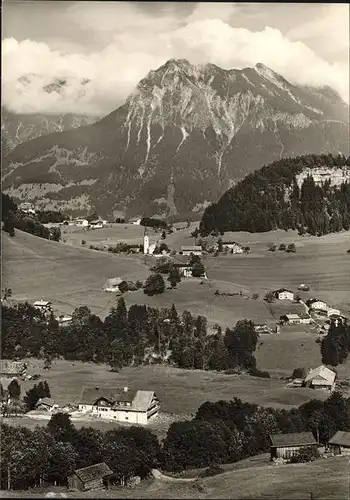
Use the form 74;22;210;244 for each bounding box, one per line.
78;386;159;425
274;288;294;301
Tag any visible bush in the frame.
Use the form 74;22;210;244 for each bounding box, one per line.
251;293;259;300
286;243;296;253
289;446;319;463
81;240;86;245
292;368;306;379
249;367;270;378
279;243;286;251
119;281;129;293
144;273;165;296
268;244;277;252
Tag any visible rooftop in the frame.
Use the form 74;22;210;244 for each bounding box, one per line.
305;365;336;385
329;431;350;447
33;300;51;307
36;397;55;407
270;432;317;447
73;463;113;484
180;246;202;251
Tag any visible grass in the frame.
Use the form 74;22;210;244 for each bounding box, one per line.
1;455;348;499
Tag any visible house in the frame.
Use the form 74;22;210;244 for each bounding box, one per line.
68;463;113;492
269;432;318;460
89;220;103;229
280;314;301;324
75;218;89;227
254;324;273;334
274;288;294;301
78;386;159;425
180;245;202;256
103;277;123;293
299;314;312;324
0;360;27;379
304;365;336;391
327;308;341;318
308;299;328;311
33;300;52;313
328;431;350;455
130;217;142;225
173;263;193;278
221;241;244;254
35;397;57;412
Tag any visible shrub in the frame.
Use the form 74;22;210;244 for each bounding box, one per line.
119;281;129;293
81;240;86;245
292;368;306;379
279;243;286;251
249;367;270;378
144;273;165;296
252;293;259;300
289;446;319;463
268;244;277;252
286;243;296;253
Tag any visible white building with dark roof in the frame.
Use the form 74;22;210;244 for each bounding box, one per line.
304;365;336;392
78;386;159;425
180;245;202;256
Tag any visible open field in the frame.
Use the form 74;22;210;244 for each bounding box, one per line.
1;454;348;499
8;358;332;414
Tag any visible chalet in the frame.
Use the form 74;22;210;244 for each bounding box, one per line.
327;308;341;318
254;324;273;334
68;462;113;492
78;386;159;425
35;397;57;412
75;218;89;227
328;431;350;456
0;360;27;379
280;314;301;325
304;365;336;392
173;263;193;278
33;300;52;313
180;245;202;256
103;277;123;293
299;314;312;324
89;220;104;229
223;242;244;253
274;289;294;301
307;299;328;311
269;432;318;460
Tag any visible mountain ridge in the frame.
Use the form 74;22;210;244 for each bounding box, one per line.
2;59;349;218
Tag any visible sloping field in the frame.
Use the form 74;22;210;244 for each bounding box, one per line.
2;230;150;315
1;455;348;499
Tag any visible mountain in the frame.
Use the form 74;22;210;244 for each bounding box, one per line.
2;59;349;219
1;109;99;156
199;153;350;236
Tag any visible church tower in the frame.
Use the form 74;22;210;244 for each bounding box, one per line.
143;227;149;254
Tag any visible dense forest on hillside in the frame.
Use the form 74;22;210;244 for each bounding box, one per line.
2;391;350;489
2;299;264;375
1;193;61;241
200;154;350;235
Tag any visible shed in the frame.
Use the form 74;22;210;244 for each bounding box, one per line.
35;397;55;411
329;431;350;455
269;432;318;460
180;245;202;256
304;365;336;391
280;314;301;324
68;462;113;491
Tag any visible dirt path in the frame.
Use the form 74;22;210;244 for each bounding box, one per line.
151;469;198;483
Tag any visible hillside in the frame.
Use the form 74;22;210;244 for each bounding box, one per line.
1;108;98;156
200;153;350;235
2;60;349;218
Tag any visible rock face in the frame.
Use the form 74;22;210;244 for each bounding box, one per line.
1;109;98;156
2;59;349;218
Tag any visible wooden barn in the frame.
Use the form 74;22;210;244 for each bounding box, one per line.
269;432;318;460
329;431;350;455
68;462;113;492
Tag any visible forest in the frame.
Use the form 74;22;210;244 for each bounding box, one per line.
200;154;350;235
1;299;264;375
1;391;349;490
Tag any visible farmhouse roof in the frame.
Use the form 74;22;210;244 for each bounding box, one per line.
36;397;55;407
79;387;156;411
305;365;336;385
180;245;202;251
329;431;350;447
274;288;293;294
270;432;317;447
222;241;241;246
283;314;300;321
73;463;113;484
0;360;26;375
33;300;51;307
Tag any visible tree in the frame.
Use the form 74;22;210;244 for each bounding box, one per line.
23;381;51;411
3;211;16;237
144;274;165;296
47;441;77;486
118;281;129;293
192;261;205;278
47;412;76;443
161;230;166;240
286;243;296;253
8;379;20;400
292;368;306;379
279;243;286;251
264;291;275;303
167;267;181;288
217;238;223;252
224;320;258;370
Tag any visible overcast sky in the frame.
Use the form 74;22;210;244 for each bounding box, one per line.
2;1;349;115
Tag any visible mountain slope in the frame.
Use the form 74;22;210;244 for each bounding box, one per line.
1;109;98;156
200;153;350;235
2;59;349;218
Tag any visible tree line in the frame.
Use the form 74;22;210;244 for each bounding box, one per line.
321;320;350;366
200;154;350;236
2;193;61;241
1;390;349;490
2;299;263;375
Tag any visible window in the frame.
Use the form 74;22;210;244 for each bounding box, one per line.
125;416;129;420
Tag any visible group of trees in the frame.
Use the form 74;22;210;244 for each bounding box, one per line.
2;193;61;241
163;391;350;471
1;415;161;490
36;211;66;224
140;217;168;229
200;154;350;236
2;300;261;374
268;243;296;253
321;321;350;366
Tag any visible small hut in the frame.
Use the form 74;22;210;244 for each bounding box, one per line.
68;463;113;491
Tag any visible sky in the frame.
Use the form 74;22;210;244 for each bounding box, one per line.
2;1;349;115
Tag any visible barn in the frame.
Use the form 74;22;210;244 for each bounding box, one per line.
68;463;113;491
269;432;318;460
329;431;350;456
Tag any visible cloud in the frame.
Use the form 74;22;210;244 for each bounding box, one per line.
2;3;349;115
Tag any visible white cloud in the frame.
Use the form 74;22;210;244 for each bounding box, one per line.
2;3;349;115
